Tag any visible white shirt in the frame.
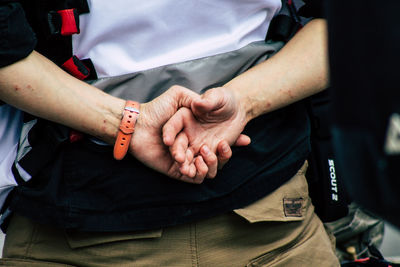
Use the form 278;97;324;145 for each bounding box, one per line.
73;0;281;77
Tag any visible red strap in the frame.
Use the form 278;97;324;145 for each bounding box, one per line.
57;9;80;36
354;257;370;263
113;101;140;160
69;130;84;143
62;55;90;142
62;56;90;80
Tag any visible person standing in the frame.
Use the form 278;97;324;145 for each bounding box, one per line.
0;0;338;266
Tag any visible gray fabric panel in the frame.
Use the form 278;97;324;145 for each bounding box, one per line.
16;119;37;162
88;41;284;102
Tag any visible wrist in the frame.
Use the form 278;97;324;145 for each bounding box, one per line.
224;83;256;125
129;101;145;149
98;98;125;144
113;100;140;160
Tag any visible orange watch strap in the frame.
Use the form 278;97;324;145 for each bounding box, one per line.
113;100;140;160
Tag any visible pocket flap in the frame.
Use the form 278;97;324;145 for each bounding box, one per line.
234;162;311;223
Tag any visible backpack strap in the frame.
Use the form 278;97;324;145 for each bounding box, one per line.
265;0;303;42
20;0;96;79
266;0;351;222
306;90;350;222
62;55;90;79
48;8;80;36
9;0;96;191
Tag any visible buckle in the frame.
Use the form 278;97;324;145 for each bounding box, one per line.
62;56;90;80
48;8;80;36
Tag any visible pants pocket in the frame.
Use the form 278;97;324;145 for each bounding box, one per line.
234;161;311;223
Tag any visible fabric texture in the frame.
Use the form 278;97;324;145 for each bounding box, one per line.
0;105;23;209
10;40;311;231
0;1;36;67
1;164;340;267
72;0;282;77
327;0;400;228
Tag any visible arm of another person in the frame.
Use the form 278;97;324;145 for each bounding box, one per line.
163;19;329;166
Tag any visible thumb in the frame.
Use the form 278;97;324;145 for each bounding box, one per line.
170;85;202;109
192;88;226;115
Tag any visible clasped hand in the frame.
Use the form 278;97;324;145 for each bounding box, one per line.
129;85;250;184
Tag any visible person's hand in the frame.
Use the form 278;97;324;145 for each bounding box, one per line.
162;87;251;178
128;85;233;184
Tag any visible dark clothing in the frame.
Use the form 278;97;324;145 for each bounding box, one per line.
13;105;310;231
326;0;400;228
298;0;325;19
0;0;89;67
0;1;36;67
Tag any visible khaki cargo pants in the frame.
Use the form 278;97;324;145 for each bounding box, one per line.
0;163;339;267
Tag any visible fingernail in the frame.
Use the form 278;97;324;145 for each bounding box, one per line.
202;145;210;155
181;165;188;174
222;144;229;153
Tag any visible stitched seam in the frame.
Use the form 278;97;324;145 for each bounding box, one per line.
194;224;200;267
24;221;39;259
247;207;315;266
246;228;304;267
190;223;198;267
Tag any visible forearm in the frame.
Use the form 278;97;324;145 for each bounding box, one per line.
225;18;329;123
0;51;125;144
